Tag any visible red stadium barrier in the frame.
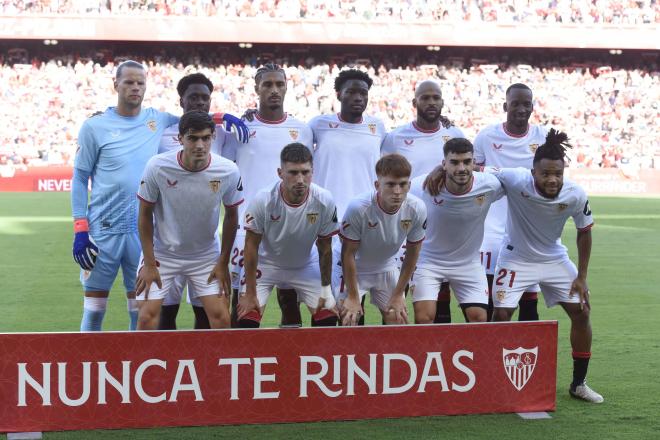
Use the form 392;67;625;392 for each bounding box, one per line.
0;166;73;192
0;323;557;433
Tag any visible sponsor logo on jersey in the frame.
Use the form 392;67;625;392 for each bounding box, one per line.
328;122;339;129
166;179;178;188
496;289;506;301
331;208;338;223
404;139;414;145
475;194;486;205
502;347;538;391
249;130;257;138
422;219;427;230
529;143;539;153
367;220;379;229
558;203;568;212
368;123;377;135
147;120;157;132
289;129;299;140
432;197;444;205
442;135;451;143
400;219;412;231
245;213;255;224
492;143;503;150
270;214;281;222
307;212;319;224
209;180;221;193
236;177;243;191
171;135;178;143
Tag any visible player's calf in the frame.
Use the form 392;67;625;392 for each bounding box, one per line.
193;305;211;329
518;291;539;321
158;304;180;330
277;288;302;326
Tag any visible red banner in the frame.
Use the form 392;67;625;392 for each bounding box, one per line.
0;166;73;192
0;322;557;433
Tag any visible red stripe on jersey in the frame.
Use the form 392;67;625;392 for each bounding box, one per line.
444;176;474;196
376;193;401;215
338;232;360;242
502;122;529;138
224;199;244;208
319;230;340;239
337;113;363;124
255;113;288;124
279;184;309;207
137;194;156;205
578;223;594;232
406;236;425;245
412;121;440;133
177;150;212;172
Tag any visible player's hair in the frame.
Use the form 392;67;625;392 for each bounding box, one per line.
255;63;286;85
178;110;215;136
334;69;373;92
281;143;313;165
533;128;572;164
376;154;412;179
176;73;214;97
505;83;532;96
443;138;474;156
115;60;145;80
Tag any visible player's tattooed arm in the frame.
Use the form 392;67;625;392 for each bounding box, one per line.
340;239;363;326
136;200;162;297
571;227;593;311
237;230;262;318
423;165;446;196
316;237;336;311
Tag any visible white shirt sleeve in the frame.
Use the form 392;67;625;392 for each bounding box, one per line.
222;165;244;208
318;198;339;238
572;189;594;230
244;196;265;235
407;201;427;243
137;159;159;204
339;201;362;242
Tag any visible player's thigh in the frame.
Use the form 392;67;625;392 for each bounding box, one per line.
240;265;276;309
539;259;580;308
368;270;400;312
162;275;185;307
184;255;224;300
446;262;489;306
287;264;324;310
120;231;142;292
82;233;124;292
411;266;443;322
491;259;538;309
480;238;502;276
135;255;176;302
230;230;246;289
197;292;230;319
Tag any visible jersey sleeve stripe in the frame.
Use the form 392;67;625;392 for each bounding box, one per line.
338;232;360;242
319;229;340;239
406;236;425;245
577;223;594;232
243;226;263;234
136;194;156;205
224;198;244;208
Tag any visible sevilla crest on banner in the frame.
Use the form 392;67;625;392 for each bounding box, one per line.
502;347;538;391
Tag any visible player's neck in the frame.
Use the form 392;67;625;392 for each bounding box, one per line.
445;175;473;195
280;185;308;206
339;110;363;124
115;103;141;117
258;106;285;123
179;151;210;172
414;118;440;132
504;121;529;137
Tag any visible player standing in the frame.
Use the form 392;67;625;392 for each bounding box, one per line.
381;79;464;323
340;154;426;326
236;144;339;327
135;111;242;330
474;83;548;321
410;138;504;324
489;129;603;403
309;69;387;324
224;64;314;327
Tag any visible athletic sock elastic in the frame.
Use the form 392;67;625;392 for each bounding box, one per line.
518;292;539;321
80;297;108;331
127;298;139;331
311;309;338;327
571;351;591;390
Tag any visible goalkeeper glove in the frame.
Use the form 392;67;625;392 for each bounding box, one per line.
72;219;98;271
213;112;250;143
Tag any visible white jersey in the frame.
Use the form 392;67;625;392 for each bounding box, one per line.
244;182;338;269
474;123;548;240
410;172;504;267
138;151;243;256
222;113;313;225
495;168;593;263
340;191;427;274
309;113;387;219
381;121;465;178
158;122;239;155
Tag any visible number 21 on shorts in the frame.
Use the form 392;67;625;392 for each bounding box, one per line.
495;268;517;288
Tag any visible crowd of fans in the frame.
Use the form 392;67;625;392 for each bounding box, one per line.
0;45;657;171
1;0;659;24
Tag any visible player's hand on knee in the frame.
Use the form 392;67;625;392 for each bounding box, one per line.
237;292;260;319
386;296;408;324
340;296;362;326
208;262;231;297
422;166;446;196
136;264;161;299
72;220;98;271
570;277;590;311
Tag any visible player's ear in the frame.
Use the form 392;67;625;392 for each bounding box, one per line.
442;159;447;170
277;167;283;179
179;96;185;109
374;179;380;191
412;97;418;109
503;102;508;113
178;134;184;145
113;78;119;92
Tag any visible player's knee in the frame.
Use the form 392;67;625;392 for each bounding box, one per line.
565;303;590;323
413;306;435;324
462;304;487;323
492;307;514;322
311;309;338;327
237;310;262;328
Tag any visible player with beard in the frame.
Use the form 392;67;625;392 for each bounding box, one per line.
381;79;464;324
308;69;387;325
473;83;548;321
224;64;313;327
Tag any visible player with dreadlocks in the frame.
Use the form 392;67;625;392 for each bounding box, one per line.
308;68;387;325
488;129;603;403
223;63;313;328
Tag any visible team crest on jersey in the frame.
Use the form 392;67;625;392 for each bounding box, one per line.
270;214;281;222
400;219;412;231
432;197;444;206
166;179;178;188
367;220;379;229
493;143;503;150
289;129;299;140
147;120;157;132
368;123;377;135
404;139;414;145
245;213;255;224
558;203;568;212
442;135;451;143
520;191;530;199
307;212;319;224
475;194;486;205
529;143;539;153
503;347;538;391
328;122;339;129
209;180;221;193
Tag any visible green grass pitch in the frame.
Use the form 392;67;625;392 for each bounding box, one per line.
0;193;659;439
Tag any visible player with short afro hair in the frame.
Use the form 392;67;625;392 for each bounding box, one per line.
334;69;373;92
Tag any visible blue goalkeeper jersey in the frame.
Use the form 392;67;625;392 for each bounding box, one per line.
74;107;179;236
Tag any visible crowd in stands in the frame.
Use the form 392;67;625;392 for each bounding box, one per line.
1;0;659;24
0;45;657;170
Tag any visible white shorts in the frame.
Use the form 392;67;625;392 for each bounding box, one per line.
162;275;186;306
338;269;400;312
136;252;223;302
482;238;540;294
230;229;246;290
411;261;489;305
492;256;580;309
241;262;325;309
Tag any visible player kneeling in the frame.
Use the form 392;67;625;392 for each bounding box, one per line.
339;154;426;326
236;143;339;327
135;111;243;329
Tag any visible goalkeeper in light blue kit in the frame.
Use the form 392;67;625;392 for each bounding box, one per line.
71;60;248;331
